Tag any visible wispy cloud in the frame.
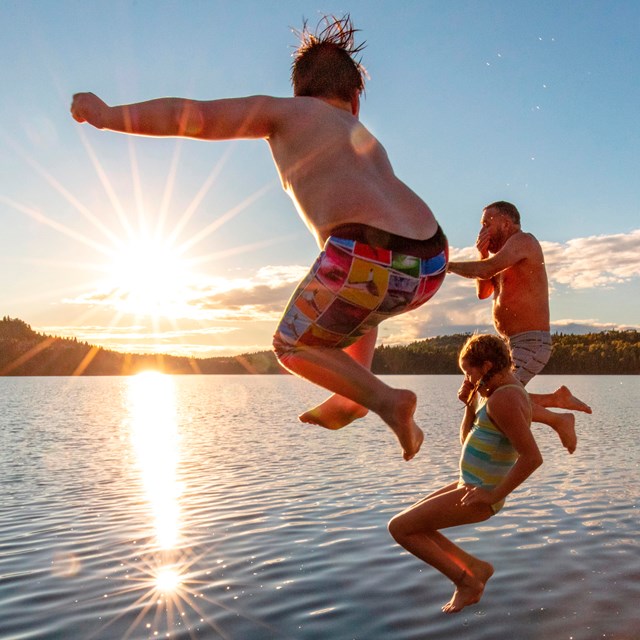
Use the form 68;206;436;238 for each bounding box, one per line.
372;230;640;343
541;230;640;289
52;231;639;356
449;229;640;290
196;266;306;316
63;264;307;323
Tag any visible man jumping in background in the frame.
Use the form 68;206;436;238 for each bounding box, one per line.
448;201;591;453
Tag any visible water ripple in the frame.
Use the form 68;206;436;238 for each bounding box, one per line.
0;374;638;640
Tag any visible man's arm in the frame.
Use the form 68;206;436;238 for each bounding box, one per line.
447;232;530;281
475;277;495;300
474;228;494;300
71;92;281;140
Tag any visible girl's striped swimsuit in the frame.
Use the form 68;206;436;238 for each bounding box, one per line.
459;385;527;513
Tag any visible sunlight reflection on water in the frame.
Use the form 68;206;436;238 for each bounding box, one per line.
120;372;210;639
128;371;181;551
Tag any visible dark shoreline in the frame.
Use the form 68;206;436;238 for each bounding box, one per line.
2;317;638;377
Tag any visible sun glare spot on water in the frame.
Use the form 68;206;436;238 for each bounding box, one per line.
155;567;182;593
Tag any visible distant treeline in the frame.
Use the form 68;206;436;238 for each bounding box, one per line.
0;317;283;376
1;316;638;376
372;331;639;375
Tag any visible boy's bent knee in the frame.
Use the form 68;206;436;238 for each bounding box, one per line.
272;333;300;369
272;332;291;361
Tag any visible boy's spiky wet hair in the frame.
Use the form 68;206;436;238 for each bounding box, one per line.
291;14;367;102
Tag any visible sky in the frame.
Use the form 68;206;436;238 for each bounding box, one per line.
1;0;638;358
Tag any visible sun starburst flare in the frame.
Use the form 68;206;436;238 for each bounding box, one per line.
2;123;293;363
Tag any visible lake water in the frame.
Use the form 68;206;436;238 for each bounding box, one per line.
0;374;638;640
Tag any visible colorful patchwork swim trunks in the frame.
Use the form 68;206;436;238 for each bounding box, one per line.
273;224;448;358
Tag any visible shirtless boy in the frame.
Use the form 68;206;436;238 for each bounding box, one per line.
70;16;448;461
447;201;591;453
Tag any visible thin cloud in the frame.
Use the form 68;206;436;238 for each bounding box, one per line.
449;230;640;290
542;230;640;288
551;319;640;332
63;264;307;323
53;231;639;355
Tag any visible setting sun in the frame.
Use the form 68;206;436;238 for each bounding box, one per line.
107;235;196;318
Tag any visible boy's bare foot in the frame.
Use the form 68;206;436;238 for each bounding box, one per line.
442;564;493;614
299;394;368;430
378;389;423;461
552;386;592;414
554;412;577;454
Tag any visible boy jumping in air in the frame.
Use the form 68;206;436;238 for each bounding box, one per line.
71;16;448;460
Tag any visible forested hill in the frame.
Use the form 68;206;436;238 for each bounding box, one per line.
1;316;638;376
371;331;639;375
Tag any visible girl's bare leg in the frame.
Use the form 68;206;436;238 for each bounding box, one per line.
298;329;377;429
389;485;494;612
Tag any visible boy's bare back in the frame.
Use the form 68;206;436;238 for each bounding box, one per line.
264;97;437;245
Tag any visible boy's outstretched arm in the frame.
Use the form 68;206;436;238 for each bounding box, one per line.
71;92;278;140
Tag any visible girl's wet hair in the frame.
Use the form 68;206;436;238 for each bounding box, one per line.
459;334;514;381
291;15;367;102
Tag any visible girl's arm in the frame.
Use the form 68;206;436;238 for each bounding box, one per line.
461;387;543;506
457;379;476;445
460;404;476;445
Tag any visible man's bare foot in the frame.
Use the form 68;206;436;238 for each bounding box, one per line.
552;386;592;414
554;412;577;454
467;558;494;586
299;394;368;430
442;566;492;614
378;389;423;461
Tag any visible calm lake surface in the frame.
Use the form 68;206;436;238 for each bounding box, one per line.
0;374;638;640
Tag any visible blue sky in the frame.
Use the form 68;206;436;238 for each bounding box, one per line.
1;0;638;357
